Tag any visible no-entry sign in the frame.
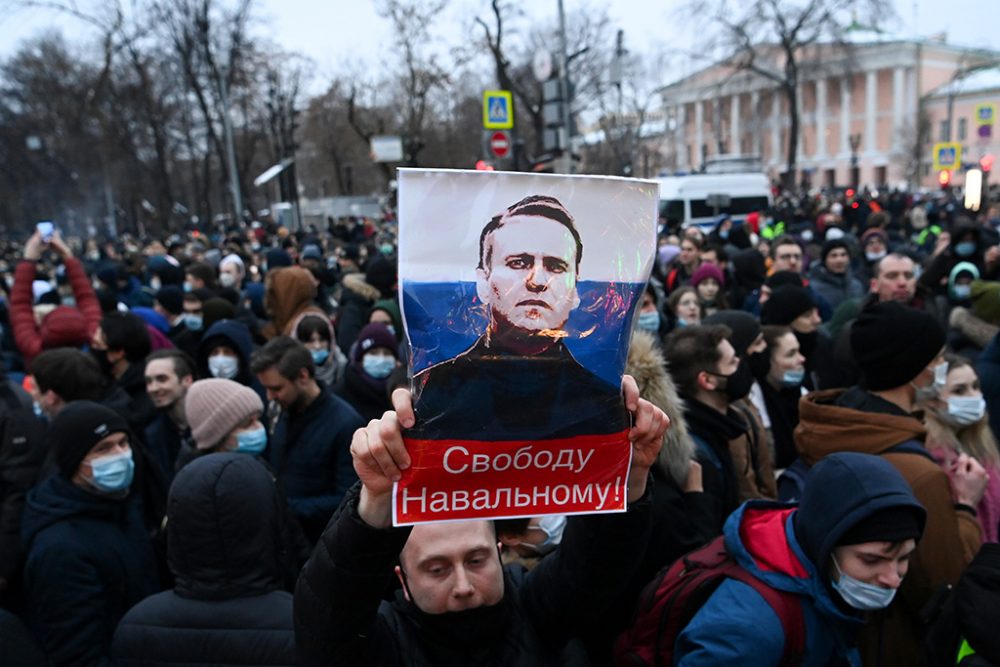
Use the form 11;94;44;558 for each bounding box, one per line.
490;131;511;158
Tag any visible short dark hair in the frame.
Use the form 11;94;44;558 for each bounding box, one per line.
873;253;915;278
770;235;801;258
185;262;217;288
664;324;731;395
251;336;315;380
295;315;331;344
702;243;728;263
101;312;152;362
761;325;794;353
477;195;583;273
32;349;104;401
145;349;197;381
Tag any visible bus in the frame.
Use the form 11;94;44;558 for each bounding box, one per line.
657;172;772;233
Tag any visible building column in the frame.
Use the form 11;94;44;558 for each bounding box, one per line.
816;78;827;158
892;67;905;149
750;90;762;157
730;93;741;155
675;103;687;170
840;76;851;156
865;69;877;153
695;100;704;169
771;91;781;166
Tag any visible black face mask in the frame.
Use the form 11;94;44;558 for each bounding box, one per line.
409;594;512;653
748;350;771;379
710;357;755;402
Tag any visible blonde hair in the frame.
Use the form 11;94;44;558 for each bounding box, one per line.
924;355;1000;466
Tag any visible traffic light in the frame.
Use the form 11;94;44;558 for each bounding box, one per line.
938;170;951;188
980;154;994;173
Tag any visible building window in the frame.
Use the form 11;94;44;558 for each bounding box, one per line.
958;118;968;141
940;120;950;142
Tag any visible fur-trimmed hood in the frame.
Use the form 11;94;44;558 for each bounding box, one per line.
626;329;694;487
341;272;382;303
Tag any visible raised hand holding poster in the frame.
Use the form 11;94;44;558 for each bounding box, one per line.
394;169;657;525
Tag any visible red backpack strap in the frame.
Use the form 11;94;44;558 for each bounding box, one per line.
667;268;679;291
724;567;805;666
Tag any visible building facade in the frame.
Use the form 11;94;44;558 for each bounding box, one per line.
659;36;999;190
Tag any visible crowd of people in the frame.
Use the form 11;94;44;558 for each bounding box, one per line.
0;185;999;666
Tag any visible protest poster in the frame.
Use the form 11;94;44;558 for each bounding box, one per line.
393;169;657;525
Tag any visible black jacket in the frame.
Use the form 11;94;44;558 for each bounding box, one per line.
142;412;189;486
112;454;295;666
333;363;392;423
21;475;159;667
294;485;653;666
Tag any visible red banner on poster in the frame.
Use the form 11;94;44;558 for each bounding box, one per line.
393;431;632;525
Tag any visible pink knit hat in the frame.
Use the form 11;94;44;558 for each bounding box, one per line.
185;378;263;450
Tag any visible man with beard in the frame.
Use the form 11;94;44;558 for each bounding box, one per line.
251;336;364;544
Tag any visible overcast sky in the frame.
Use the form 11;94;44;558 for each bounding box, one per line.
1;0;995;89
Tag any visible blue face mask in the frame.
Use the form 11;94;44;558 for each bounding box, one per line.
955;241;977;257
719;229;730;240
523;514;567;555
637;310;660;332
831;555;897;610
363;354;395;379
677;318;690;328
183;281;193;293
312;348;330;365
89;449;135;493
235;426;267;455
782;368;806;387
952;284;972;300
183;313;203;331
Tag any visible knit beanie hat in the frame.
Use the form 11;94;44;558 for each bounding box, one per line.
265;249;292;270
39;306;90;349
851;301;946;391
365;256;397;296
949;262;980;300
185;379;263;450
971;280;1000;324
156;285;184;316
690;263;725;288
202;298;236;330
50;401;129;478
703;310;760;356
761;285;816;326
861;227;889;247
837;505;925;547
821;238;851;263
352;323;399;364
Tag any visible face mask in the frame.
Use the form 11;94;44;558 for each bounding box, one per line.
88;449;135;493
831;555;897;610
183;313;203;331
183;281;193;293
208;354;239;379
235;426;267;455
865;250;887;262
711;358;754;402
311;348;330;365
363;354;395;380
913;361;948;403
826;227;846;241
748;350;771;379
955;242;977;258
219;272;237;288
719;229;730;240
523;514;567;555
677;318;690;328
952;284;972;300
379;243;394;255
782;368;806;387
150;276;162;291
637;310;660;332
946;395;986;426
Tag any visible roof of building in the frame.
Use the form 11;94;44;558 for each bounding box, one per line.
928;67;1000;99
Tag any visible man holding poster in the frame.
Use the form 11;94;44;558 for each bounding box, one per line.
394;170;658;524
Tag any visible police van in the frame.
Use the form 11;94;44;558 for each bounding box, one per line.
657;171;772;233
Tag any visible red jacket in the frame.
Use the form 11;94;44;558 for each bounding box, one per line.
11;258;102;368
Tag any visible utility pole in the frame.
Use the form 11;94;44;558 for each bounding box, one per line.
557;0;572;174
218;62;243;222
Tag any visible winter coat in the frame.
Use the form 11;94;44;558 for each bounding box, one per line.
336;272;382;355
143;412;189;486
11;257;102;367
262;267;327;340
676;496;871;666
795;388;982;666
977;332;1000;446
807;264;865;313
293;485;653;666
266;386;364;544
112;454;295;666
21;475;159;667
333;363;392;423
115;361;156;431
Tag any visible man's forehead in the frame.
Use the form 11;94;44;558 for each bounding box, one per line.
879;258;914;275
488;215;576;254
145;358;175;376
403;520;495;564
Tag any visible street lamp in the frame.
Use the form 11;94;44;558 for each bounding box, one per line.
849;132;862;190
217;56;243;222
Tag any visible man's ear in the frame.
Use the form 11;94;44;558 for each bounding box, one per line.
570;285;581;311
869;277;878;293
394;565;410;602
475;267;491;306
497;533;522;548
696;370;716;393
181;374;194;389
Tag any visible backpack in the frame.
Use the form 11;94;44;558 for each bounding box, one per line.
614;534;805;667
777;440;933;502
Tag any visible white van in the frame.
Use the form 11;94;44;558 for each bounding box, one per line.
657;172;772;233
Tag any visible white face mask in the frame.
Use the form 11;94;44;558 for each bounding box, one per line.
219;272;237;288
208;354;239;379
946;395;986;426
831;555;897;610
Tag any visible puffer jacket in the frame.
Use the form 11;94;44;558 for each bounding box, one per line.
112;454;295;666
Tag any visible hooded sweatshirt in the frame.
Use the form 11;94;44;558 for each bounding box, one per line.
676;452;924;666
794;388;982;665
263;267;327;340
112;454;295;666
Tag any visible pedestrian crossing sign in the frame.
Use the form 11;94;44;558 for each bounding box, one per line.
932;142;962;171
483;90;514;129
